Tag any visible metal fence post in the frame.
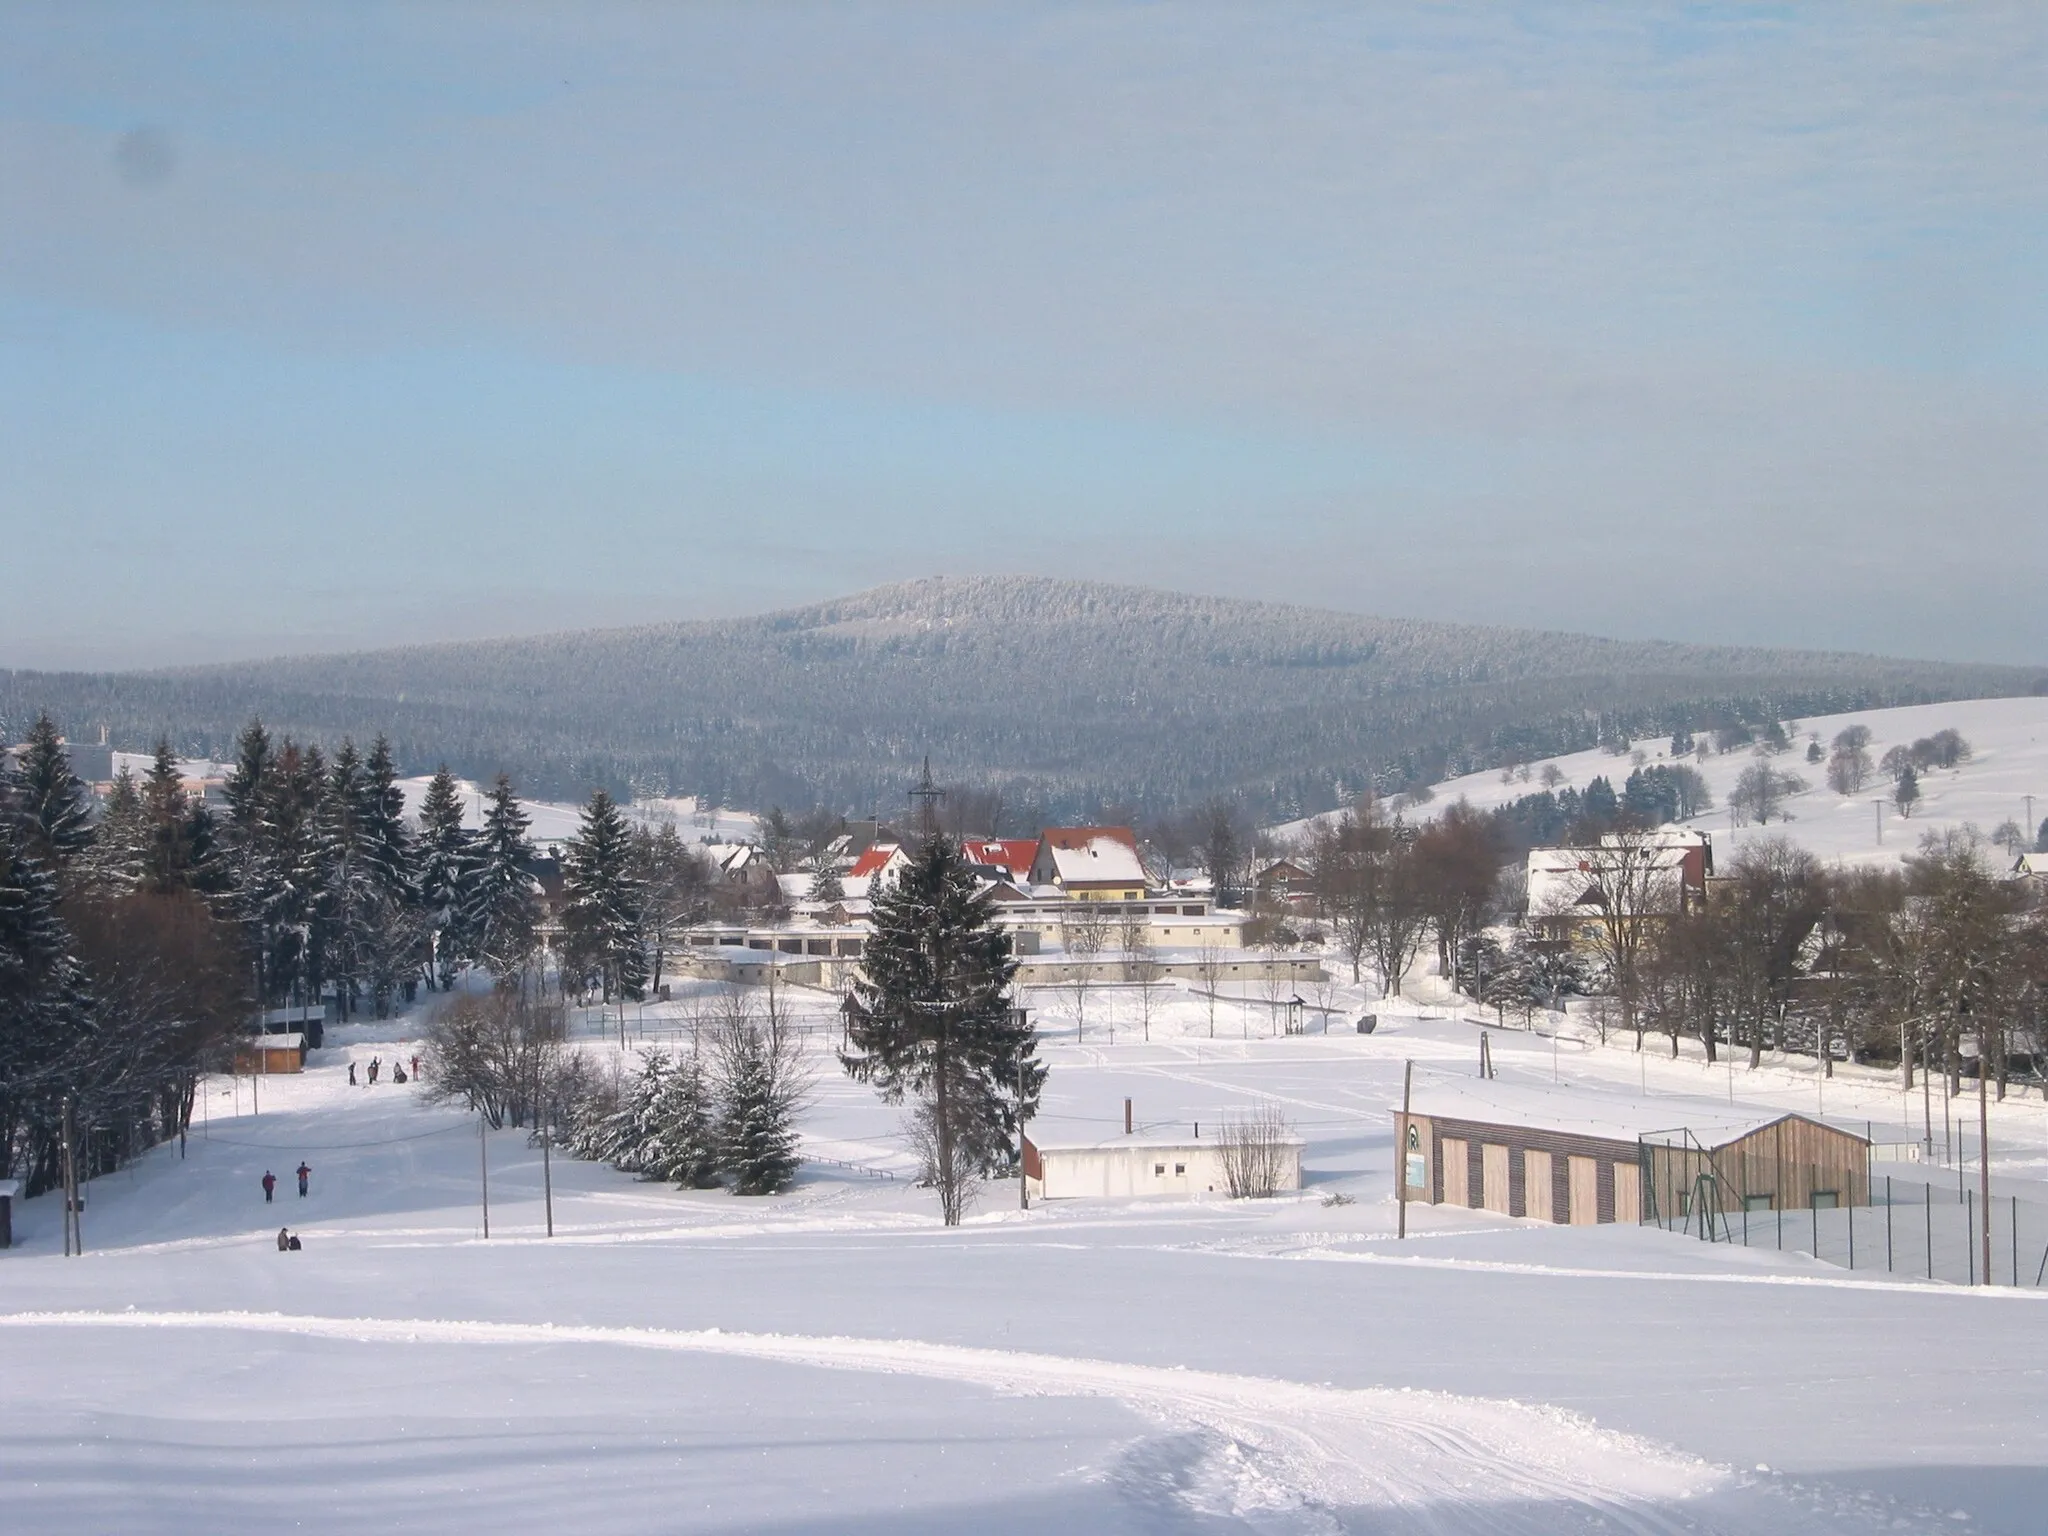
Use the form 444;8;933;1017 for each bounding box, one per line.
1926;1186;1933;1281
1967;1190;1975;1286
1885;1177;1892;1273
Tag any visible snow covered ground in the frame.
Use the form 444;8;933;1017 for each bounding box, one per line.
7;976;2048;1533
1280;694;2048;869
391;780;760;848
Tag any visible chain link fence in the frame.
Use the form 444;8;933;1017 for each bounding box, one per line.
1646;1160;2048;1288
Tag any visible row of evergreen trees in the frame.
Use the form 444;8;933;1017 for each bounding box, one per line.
565;1023;804;1197
0;710;659;1194
1;716;251;1193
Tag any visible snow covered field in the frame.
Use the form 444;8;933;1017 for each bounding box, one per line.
7;977;2048;1534
1280;695;2048;869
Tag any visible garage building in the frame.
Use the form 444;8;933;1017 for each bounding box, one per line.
1394;1081;1868;1225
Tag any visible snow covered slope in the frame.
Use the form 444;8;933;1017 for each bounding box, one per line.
6;982;2048;1533
1286;695;2048;869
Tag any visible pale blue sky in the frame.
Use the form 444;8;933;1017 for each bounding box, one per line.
3;3;2044;668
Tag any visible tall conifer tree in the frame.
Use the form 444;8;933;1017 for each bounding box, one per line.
842;834;1040;1224
462;774;540;980
560;788;646;1001
360;735;414;901
0;819;93;1190
9;714;94;865
415;766;473;986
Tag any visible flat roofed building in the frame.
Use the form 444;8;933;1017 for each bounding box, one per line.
1024;1134;1302;1200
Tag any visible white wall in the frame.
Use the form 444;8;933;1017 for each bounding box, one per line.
1030;1141;1302;1199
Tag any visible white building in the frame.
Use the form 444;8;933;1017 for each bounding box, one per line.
1023;1133;1303;1200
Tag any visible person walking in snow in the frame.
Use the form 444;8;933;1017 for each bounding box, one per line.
261;1170;277;1203
277;1226;290;1251
410;1054;420;1078
296;1161;311;1197
368;1056;380;1085
347;1061;357;1087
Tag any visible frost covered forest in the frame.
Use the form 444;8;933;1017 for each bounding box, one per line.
4;578;2037;821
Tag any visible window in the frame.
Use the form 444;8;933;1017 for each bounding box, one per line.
1154;1164;1166;1176
1812;1190;1840;1209
1174;1163;1186;1175
1744;1194;1773;1213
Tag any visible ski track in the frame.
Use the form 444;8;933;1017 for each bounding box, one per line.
0;1307;1909;1533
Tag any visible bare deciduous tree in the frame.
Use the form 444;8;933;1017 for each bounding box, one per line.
1060;902;1111;1041
1217;1102;1295;1198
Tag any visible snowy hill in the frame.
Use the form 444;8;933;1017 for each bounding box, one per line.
6;575;2038;816
1284;694;2048;869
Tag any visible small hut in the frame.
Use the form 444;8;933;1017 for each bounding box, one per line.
233;1033;306;1075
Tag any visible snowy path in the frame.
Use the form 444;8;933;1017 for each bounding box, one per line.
0;1308;1924;1533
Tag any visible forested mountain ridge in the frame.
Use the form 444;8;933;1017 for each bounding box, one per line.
4;577;2041;821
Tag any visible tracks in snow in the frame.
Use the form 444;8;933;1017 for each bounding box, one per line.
0;1307;1868;1533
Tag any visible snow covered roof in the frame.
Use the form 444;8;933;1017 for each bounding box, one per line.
1028;1133;1305;1154
847;843;902;879
962;838;1038;879
0;1178;21;1199
1035;827;1148;887
1525;843;1695;916
1398;1077;1851;1148
249;1033;305;1050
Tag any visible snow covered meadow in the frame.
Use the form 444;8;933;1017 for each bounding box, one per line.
7;969;2048;1534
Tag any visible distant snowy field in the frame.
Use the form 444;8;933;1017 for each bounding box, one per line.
6;973;2048;1533
1281;694;2048;866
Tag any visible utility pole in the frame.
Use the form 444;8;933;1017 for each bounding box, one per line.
479;1112;491;1239
61;1095;80;1257
542;1114;554;1239
1398;1059;1414;1240
1017;1053;1030;1211
909;756;946;846
1979;1045;1992;1285
1871;798;1885;847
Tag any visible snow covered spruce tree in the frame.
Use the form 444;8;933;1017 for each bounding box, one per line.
644;1048;722;1189
841;834;1042;1224
314;739;383;1018
414;766;474;988
0;817;93;1193
560;788;647;1003
8;712;94;866
710;988;807;1195
461;774;541;984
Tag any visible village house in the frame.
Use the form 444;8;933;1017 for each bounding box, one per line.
1028;827;1150;900
1525;827;1712;948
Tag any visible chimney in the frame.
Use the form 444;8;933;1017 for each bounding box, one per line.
1124;1098;1133;1135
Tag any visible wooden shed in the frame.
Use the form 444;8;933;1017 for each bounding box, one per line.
1394;1081;1868;1226
233;1032;305;1074
1640;1116;1871;1220
0;1178;17;1250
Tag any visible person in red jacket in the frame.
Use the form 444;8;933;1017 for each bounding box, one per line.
296;1161;311;1197
261;1170;277;1203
